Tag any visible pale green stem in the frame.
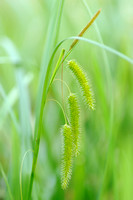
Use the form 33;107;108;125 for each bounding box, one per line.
47;99;67;124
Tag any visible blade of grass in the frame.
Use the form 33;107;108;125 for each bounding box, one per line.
28;0;65;198
58;36;133;65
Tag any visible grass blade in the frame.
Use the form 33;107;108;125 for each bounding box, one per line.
28;0;65;198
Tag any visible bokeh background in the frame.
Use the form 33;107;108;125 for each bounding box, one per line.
0;0;133;199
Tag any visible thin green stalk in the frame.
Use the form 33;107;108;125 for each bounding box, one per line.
69;9;101;51
54;79;71;94
28;0;65;198
53;78;71;124
48;99;67;124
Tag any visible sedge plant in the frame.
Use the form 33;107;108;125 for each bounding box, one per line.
24;1;133;198
28;7;101;198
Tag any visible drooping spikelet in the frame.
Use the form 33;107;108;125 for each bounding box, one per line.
68;93;80;157
61;124;73;189
67;60;95;110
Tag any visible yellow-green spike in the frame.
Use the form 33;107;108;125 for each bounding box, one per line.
68;60;95;110
68;93;80;157
61;124;73;189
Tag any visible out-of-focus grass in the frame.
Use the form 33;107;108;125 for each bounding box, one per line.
0;0;133;199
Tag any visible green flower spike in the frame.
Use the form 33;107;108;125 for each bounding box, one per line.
68;60;95;110
61;124;73;189
68;93;80;157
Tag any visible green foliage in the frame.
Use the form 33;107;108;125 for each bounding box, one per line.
0;0;133;199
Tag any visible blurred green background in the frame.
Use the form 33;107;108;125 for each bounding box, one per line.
0;0;133;199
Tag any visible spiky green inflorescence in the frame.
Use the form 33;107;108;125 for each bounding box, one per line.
68;60;95;110
61;124;73;189
68;93;80;157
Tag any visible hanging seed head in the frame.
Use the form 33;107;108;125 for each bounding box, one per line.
67;60;95;110
61;124;73;189
68;93;80;157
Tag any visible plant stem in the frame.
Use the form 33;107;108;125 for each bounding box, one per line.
48;99;67;124
69;9;101;51
28;48;65;200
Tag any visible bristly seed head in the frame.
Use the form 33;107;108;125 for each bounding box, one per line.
68;93;80;157
67;60;95;110
61;124;73;190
